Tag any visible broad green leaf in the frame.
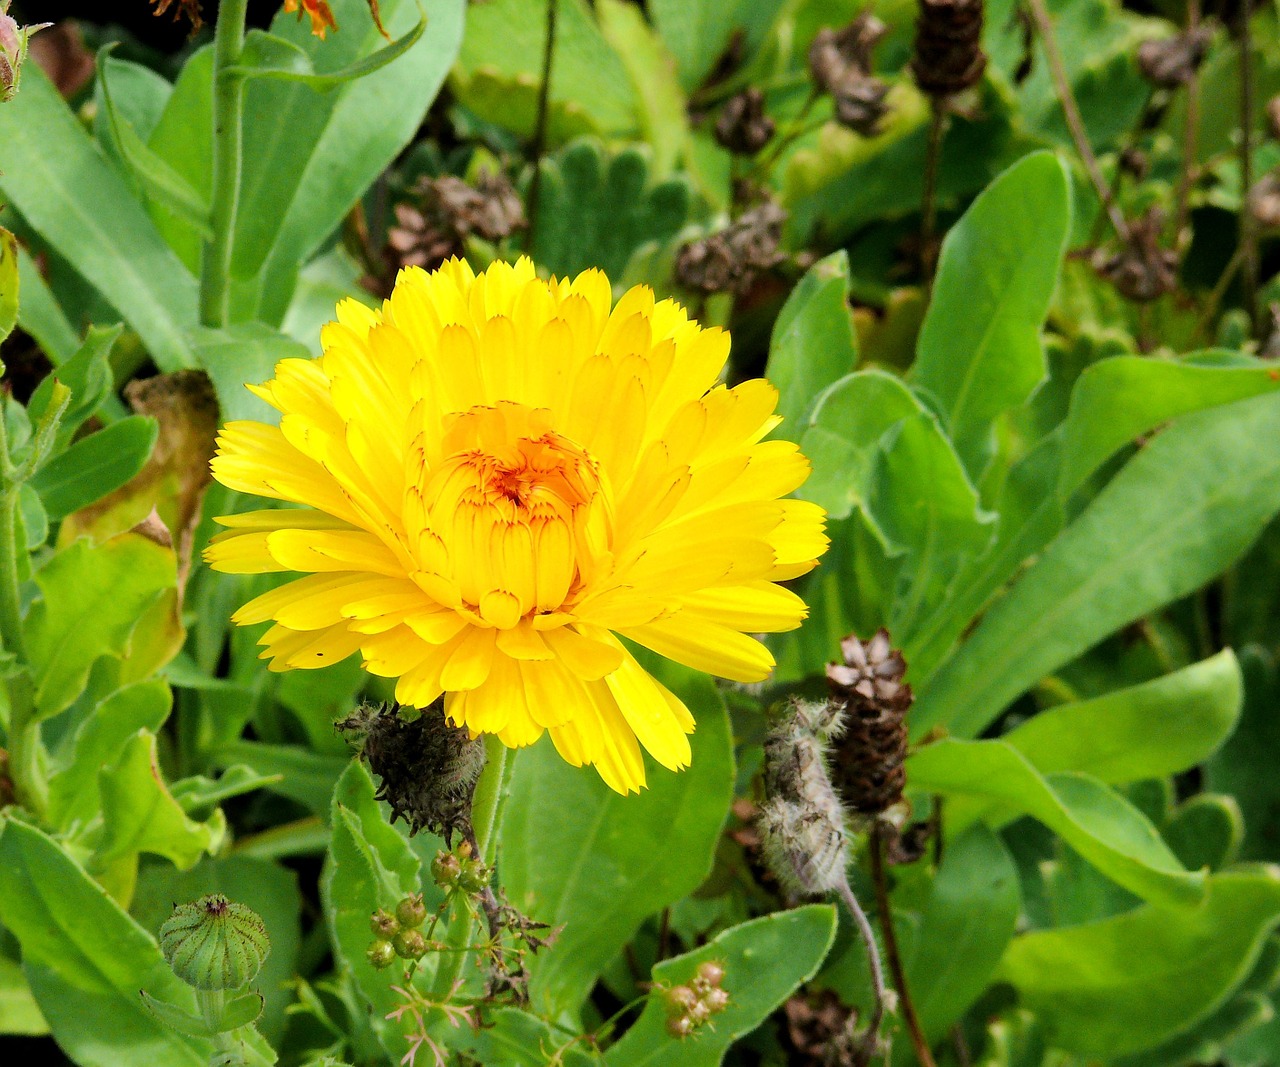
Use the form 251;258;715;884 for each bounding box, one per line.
912;151;1071;476
31;416;159;520
454;0;638;141
797;370;924;520
320;762;420;1060
914;393;1280;739
0;65;198;371
15;246;79;364
17;485;46;551
0;819;211;1066
28;323;119;448
1001;651;1242;783
170;766;284;812
605;905;839;1066
908;739;1204;907
455;1007;602;1066
46;680;172;832
899;826;1021;1046
1207;646;1280;861
94;730;225;871
140;989;263;1037
872;412;996;638
1164;794;1245;873
0;955;46;1036
526;139;690;281
212;741;350;814
1116;991;1275;1067
26;532;177;718
191;323;311;424
227;18;427;91
501;676;734;1014
1059;355;1280;497
998;868;1280;1057
764;251;858;443
648;0;785;91
0;227;17;344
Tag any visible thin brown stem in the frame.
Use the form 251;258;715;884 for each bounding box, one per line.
525;0;559;254
921;101;947;287
1025;0;1129;242
1191;244;1245;345
832;871;891;1064
1239;0;1260;335
871;823;938;1067
1173;0;1202;248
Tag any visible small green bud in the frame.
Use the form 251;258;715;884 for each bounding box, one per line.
395;893;427;929
370;908;400;939
431;850;462;888
366;939;397;969
393;928;427;960
457;857;491;894
160;894;269;991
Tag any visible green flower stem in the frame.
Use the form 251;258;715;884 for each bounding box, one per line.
199;0;250;327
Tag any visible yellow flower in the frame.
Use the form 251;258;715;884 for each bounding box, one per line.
207;259;827;793
283;0;337;38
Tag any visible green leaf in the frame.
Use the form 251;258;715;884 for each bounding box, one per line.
604;905;839;1067
764;251;858;444
97;51;212;237
0;955;47;1036
501;675;734;1014
912;151;1071;476
1165;794;1245;873
30;416;159;520
320;761;420;1060
0;65;198;371
526;139;690;281
797;370;924;520
914;393;1280;739
0;227;18;345
170;765;283;812
18;484;47;551
0;819;211;1066
908;738;1204;907
227;17;427;92
26;532;177;718
998;868;1280;1057
1058;355;1280;498
15;245;80;365
454;1007;603;1066
94;729;225;870
212;741;350;815
899;826;1021;1045
28;323;119;449
140;990;263;1037
1116;991;1275;1067
648;0;784;92
46;680;172;833
191;323;311;424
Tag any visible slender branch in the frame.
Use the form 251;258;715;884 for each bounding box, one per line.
525;0;559;254
1172;0;1202;248
1238;0;1260;336
832;871;890;1064
920;102;946;287
199;0;250;327
1025;0;1129;242
871;823;938;1067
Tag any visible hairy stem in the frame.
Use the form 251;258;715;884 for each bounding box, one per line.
833;869;891;1063
525;0;559;253
1025;0;1129;242
1172;0;1201;248
199;0;250;327
871;823;937;1067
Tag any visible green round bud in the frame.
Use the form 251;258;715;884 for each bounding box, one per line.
160;894;269;991
431;851;462;888
370;908;400;939
393;928;428;960
395;893;427;929
457;858;490;894
366;939;397;969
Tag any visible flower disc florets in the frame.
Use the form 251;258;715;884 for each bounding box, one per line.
207;258;827;792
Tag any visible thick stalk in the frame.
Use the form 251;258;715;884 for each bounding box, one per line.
920;101;946;287
199;0;250;327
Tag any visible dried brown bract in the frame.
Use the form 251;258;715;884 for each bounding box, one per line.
808;16;892;136
387;172;526;274
1093;207;1179;303
150;0;204;35
1136;27;1212;89
715;88;776;156
910;0;987;98
675;201;787;295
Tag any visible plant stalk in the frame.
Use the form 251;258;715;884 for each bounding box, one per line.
199;0;250;327
1238;0;1260;336
921;101;946;287
525;0;559;254
833;869;890;1063
1172;0;1201;248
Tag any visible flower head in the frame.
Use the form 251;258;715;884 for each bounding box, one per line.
207;258;827;792
284;0;338;38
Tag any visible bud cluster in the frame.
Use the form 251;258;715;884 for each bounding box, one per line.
431;839;491;895
663;961;731;1038
366;892;434;969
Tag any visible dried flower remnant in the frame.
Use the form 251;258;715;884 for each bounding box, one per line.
808;16;892;136
387;173;526;273
715;88;776;155
1094;206;1179;302
149;0;203;34
910;0;987;99
676;201;788;295
663;961;731;1039
0;2;51;102
284;0;338;39
1136;27;1212;89
207;258;826;793
1250;171;1280;230
1268;96;1280;141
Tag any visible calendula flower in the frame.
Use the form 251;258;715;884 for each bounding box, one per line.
207;259;827;792
284;0;337;38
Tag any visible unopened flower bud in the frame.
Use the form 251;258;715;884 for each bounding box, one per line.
393;928;428;960
458;856;491;894
667;1014;695;1038
370;908;400;939
688;999;713;1024
664;985;698;1016
366;939;397;969
395;893;427;929
705;986;730;1013
0;3;51;103
697;961;725;987
160;894;270;991
431;850;462;888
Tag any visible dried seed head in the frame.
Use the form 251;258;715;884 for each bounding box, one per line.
338;703;486;844
675;201;787;295
160;895;270;992
1250;171;1280;230
1093;207;1179;303
910;0;987;99
833;76;892;137
827;630;912;817
808;16;886;93
1136;27;1212;89
715;88;777;155
386;172;526;274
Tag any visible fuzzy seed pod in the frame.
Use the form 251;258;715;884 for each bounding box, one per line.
808;16;886;94
910;0;987;99
160;895;270;992
338;703;486;843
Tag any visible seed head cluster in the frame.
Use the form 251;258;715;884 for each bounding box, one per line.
663;960;731;1039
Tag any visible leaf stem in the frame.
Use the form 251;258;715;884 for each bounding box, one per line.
1238;0;1260;337
525;0;559;255
870;822;937;1067
200;0;250;327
